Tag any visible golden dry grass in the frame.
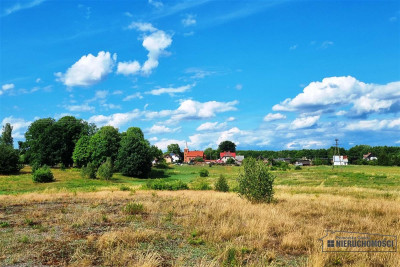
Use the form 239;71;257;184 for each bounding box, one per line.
0;188;399;266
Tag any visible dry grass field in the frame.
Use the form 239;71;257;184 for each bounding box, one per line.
1;181;399;266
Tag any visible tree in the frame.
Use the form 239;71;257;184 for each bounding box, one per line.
116;127;152;178
150;145;163;161
204;147;218;160
88;126;121;167
215;175;229;192
238;157;275;203
56;116;90;167
0;144;22;174
1;123;13;146
72;135;91;167
218;140;236;152
167;143;182;155
96;157;113;180
24;118;61;166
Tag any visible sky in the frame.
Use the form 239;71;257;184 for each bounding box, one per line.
0;0;399;151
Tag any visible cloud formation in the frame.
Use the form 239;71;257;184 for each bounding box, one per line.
146;84;193;96
56;51;116;87
182;14;196;27
264;113;286;122
196;121;227;131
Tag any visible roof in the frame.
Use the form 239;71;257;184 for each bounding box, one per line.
186;151;204;157
363;152;372;159
220;151;236;158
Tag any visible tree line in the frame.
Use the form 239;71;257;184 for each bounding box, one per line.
1;116;163;177
237;145;400;166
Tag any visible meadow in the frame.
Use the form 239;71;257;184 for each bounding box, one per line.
0;164;399;266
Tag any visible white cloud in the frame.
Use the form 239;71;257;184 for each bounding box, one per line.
185;68;215;79
227;117;235;121
2;83;15;91
182;14;196;27
123;92;143;101
1;117;31;139
113;90;123;95
102;103;121;110
320;41;334;49
196;122;227;131
65;104;95;112
148;0;163;8
117;61;141;76
36;78;41;83
88;109;141;128
153;139;186;151
146;84;193;96
56;51;116;87
123;23;172;76
171;99;238;121
272;76;400;116
235;84;243;90
290;115;320;129
345;118;400;131
2;0;46;16
264;113;286;122
336;110;347;116
286;140;325;149
147;124;180;134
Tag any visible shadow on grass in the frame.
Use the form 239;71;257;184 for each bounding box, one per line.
148;169;170;179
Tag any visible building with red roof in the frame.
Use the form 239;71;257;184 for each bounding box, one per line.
184;143;205;163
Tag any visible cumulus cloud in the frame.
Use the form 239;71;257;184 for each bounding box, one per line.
182;14;196;27
227;117;235;121
1;117;31;139
264;113;286;122
88;109;141;128
345;118;400;131
196;122;227;131
146;84;193;96
153;139;186;151
117;61;141;75
120;22;172;76
55;51;116;87
290;115;320;129
171;99;238;121
272;76;400;116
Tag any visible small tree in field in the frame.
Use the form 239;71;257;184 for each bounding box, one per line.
238;157;275;203
215;174;229;192
96;157;113;180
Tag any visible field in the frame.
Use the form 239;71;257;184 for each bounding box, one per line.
1;165;399;266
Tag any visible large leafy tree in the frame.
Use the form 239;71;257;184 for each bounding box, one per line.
218;140;236;152
72;135;91;167
0;123;13;146
116;127;152;177
167;143;181;155
56;116;91;167
88;126;121;167
204;147;219;160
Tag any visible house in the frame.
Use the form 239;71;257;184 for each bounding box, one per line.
164;153;180;163
297;159;312;166
184;144;204;163
220;151;236;163
332;155;348;166
275;158;292;164
363;153;377;161
235;155;245;165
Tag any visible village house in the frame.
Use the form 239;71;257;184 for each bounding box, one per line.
164;153;180;163
363;152;378;161
333;155;348;166
220;151;236;163
184;145;204;163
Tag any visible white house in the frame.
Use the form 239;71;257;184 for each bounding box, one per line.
333;155;348;166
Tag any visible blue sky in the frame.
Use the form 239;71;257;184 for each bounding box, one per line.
1;0;399;151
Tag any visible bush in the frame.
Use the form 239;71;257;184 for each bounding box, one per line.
199;168;209;177
96;158;113;180
226;157;236;165
194;157;204;162
295;165;302;170
192;179;212;190
215;175;229;192
122;202;144;215
0;144;22;174
146;179;189;190
81;162;97;179
32;165;54;183
238;157;275;203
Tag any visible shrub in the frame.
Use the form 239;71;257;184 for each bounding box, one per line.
96;157;113;180
146;179;189;190
32;165;54;183
192;179;212;190
0;144;22;174
119;185;131;191
199;168;209;177
81;162;97;179
226;157;236;165
295;165;302;170
238;157;275;203
194;157;204;162
122;202;144;215
215;174;229;192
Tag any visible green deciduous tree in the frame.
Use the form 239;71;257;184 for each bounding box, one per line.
218;140;236;152
116;127;152;178
88;126;121;167
1;123;13;146
0;144;22;174
72;135;91;167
